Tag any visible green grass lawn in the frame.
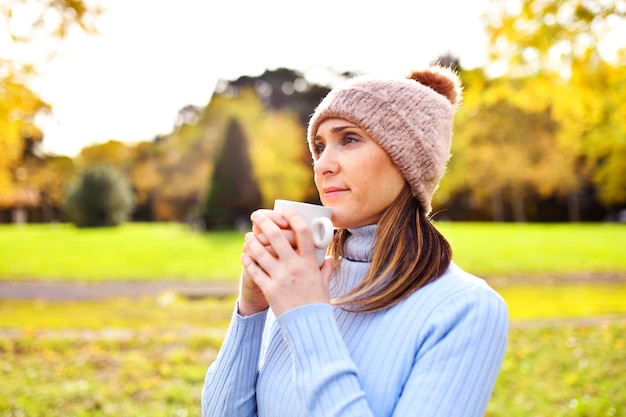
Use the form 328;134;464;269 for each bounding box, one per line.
0;223;244;281
436;221;626;277
1;221;625;281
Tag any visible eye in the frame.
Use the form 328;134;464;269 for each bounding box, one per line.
313;141;325;156
342;134;360;145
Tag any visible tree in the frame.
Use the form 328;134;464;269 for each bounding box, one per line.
475;0;626;219
201;119;262;230
484;0;625;77
221;67;334;125
251;111;314;206
134;115;218;222
0;73;50;207
203;87;314;206
18;154;76;222
564;56;626;209
77;140;133;168
1;0;101;214
1;0;100;45
439;67;581;222
127;141;163;221
64;164;134;227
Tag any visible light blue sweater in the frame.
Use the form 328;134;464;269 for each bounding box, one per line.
202;225;509;417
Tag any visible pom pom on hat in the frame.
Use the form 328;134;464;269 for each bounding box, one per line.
407;66;462;106
307;65;463;215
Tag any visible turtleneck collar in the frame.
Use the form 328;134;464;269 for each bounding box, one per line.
342;224;377;262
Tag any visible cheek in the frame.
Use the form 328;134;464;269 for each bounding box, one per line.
386;169;407;196
365;160;405;202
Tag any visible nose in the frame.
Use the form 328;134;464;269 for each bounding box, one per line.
313;147;338;177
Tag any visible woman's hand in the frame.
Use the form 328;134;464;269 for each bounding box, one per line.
237;269;269;316
237;210;293;317
241;208;333;317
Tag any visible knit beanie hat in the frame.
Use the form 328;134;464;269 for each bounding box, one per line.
307;65;462;215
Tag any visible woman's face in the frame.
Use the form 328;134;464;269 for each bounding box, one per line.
312;118;406;229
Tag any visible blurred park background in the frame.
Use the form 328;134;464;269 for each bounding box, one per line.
1;0;626;416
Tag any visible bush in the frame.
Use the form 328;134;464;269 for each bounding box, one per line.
63;164;135;227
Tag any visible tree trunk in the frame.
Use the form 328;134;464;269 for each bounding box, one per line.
12;207;27;224
41;201;55;223
512;193;526;222
567;191;581;222
491;190;505;222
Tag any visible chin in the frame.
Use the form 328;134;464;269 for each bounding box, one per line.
331;217;362;230
330;211;348;229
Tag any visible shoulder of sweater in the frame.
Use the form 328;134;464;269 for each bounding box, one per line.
433;262;499;297
398;262;508;321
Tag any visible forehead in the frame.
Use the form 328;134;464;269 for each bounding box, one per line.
315;118;360;136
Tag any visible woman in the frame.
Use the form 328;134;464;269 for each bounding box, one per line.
202;66;509;417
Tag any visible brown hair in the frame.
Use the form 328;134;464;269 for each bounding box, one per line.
328;185;451;312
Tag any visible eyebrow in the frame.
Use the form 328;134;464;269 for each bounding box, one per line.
313;125;358;142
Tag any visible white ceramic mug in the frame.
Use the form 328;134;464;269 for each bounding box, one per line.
273;199;334;266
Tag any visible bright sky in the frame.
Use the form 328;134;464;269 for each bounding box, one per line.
8;0;493;157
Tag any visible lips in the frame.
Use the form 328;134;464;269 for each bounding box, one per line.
322;186;347;199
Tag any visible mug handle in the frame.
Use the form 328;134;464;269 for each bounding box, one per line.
311;217;334;248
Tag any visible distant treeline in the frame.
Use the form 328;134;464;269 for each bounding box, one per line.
0;62;626;226
2;61;626;224
2;0;625;225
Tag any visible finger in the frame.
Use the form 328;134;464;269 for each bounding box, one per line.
256;232;270;246
257;231;297;249
251;209;289;236
266;211;290;228
244;230;282;273
250;211;295;258
257;233;278;257
279;208;318;262
241;253;270;292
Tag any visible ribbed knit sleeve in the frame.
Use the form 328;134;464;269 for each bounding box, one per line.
202;302;267;417
278;303;375;417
